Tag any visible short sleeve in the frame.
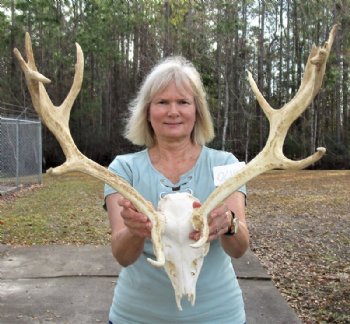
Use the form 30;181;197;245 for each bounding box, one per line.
104;156;133;199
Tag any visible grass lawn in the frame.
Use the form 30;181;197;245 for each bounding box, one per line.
0;173;110;245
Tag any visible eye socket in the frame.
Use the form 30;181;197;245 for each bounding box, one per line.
178;99;193;105
153;98;192;106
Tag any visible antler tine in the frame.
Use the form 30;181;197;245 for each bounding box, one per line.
246;71;275;121
191;25;336;248
13;33;51;118
24;32;37;71
36;42;84;167
15;33;165;267
59;43;84;122
14;34;83;166
310;24;337;96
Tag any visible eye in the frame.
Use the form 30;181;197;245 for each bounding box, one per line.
179;99;190;105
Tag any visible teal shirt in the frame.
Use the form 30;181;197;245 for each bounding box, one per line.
104;146;246;323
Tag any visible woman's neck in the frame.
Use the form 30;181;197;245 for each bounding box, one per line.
148;141;202;183
151;141;200;162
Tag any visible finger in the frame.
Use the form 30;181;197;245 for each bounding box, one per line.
208;204;225;222
214;204;228;217
192;201;202;209
118;198;137;211
208;222;219;237
225;210;231;224
189;230;200;241
124;217;149;228
125;218;152;238
210;205;230;226
123;210;149;226
208;227;221;242
208;209;220;225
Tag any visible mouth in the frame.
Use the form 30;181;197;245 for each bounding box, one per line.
164;122;183;126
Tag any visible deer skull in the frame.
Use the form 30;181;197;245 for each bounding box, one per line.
157;192;210;310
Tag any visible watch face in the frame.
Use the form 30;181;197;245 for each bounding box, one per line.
224;212;238;236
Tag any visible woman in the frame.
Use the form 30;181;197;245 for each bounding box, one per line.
104;56;249;323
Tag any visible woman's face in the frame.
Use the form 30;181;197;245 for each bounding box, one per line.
149;81;196;144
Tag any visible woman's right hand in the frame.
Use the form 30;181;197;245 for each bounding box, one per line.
118;197;152;239
106;193;149;266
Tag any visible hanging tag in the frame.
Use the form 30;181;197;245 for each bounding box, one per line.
213;162;246;186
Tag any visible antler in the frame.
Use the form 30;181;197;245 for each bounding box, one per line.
191;25;337;247
14;33;165;267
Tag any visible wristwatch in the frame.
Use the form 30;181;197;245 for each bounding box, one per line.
224;211;239;236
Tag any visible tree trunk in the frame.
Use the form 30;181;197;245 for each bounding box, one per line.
257;0;266;150
221;75;229;151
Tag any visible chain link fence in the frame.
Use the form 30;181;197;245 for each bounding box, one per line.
0;117;42;194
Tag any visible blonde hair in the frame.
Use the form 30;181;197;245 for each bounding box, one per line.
124;56;214;147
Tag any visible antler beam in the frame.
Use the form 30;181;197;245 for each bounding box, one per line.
191;25;337;247
14;33;165;267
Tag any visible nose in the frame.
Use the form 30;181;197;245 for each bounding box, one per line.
167;102;180;117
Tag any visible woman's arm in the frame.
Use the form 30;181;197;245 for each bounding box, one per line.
219;191;250;258
105;193;152;267
190;191;249;258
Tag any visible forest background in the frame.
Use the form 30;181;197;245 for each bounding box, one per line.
0;0;349;170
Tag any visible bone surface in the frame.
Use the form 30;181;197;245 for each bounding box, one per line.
158;192;210;310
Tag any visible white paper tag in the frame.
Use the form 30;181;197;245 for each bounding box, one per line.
213;162;246;186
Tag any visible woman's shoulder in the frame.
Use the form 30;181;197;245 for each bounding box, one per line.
108;149;148;167
106;149;150;185
202;146;240;164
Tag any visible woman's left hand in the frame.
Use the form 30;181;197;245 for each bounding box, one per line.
189;202;230;242
206;204;231;241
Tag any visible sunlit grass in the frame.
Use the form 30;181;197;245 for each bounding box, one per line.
0;173;110;246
